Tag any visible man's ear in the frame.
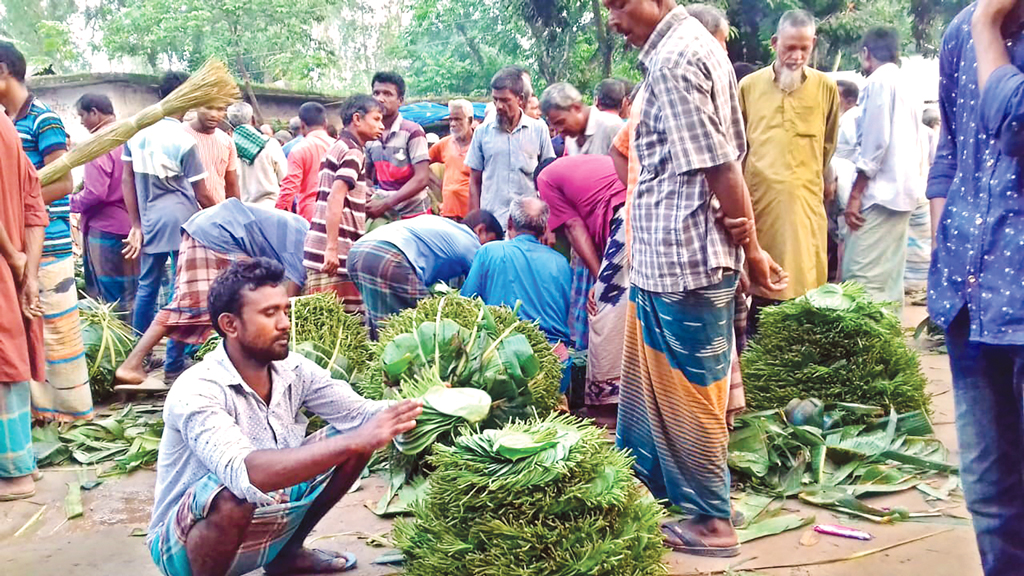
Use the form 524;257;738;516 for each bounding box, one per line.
0;62;8;80
770;35;779;52
217;312;240;340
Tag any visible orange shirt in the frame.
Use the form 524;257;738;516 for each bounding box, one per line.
428;135;472;218
0;113;47;383
613;85;646;253
276;129;335;221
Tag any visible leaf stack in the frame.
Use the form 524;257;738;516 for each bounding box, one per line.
742;282;930;414
392;414;666;576
80;296;138;401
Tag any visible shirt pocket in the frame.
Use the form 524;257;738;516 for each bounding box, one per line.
790;101;824;140
516;138;541;176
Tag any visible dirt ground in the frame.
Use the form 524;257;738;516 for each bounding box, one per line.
0;303;982;576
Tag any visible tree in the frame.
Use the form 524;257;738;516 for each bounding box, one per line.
0;0;85;73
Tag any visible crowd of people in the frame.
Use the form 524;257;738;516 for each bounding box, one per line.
0;0;1021;574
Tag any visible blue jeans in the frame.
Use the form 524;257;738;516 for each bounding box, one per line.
946;310;1024;576
133;251;184;373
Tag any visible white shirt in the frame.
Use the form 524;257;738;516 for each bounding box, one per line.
240;137;289;207
563;106;624;156
835;106;861;162
854;63;929;212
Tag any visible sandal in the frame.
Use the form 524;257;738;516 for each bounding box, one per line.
0;488;36;502
661;521;741;558
265;549;357;575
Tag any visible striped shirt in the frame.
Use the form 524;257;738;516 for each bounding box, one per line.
302;132;368;276
14;96;71;257
365;114;431;217
630;7;745;293
183;125;238;204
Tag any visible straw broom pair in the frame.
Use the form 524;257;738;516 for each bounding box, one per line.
37;59;242;187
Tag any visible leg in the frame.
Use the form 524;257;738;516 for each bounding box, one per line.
264;452;370;574
133;251;169;335
184;489;256;576
841;206;911;311
947;312;1024;576
115;321;170;384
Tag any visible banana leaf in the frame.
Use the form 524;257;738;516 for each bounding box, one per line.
294;341;352;381
737;513;815;544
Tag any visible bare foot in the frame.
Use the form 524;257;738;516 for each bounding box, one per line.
114;363;148;385
264;548;356;575
8;251;27;284
0;475;36;501
662;516;738;549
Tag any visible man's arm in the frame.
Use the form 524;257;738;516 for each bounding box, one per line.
611;124;631;186
974;1;1024;156
70;153;114;216
321;179;351;275
926;19;962;231
276;150;304;212
40;150;74;205
19;226;43;318
460;249;488;299
224;168;240;200
845;81;893;231
564;219;601;277
370;160;430;215
822;82;841;169
469;169;483;212
192;178;216;209
121;160;144;260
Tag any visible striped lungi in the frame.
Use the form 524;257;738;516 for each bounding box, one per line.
569;253;594;351
904;198;931;292
347;239;429;337
31;255;93;422
149;426;338;576
303;269;364;317
586;207;629;406
155;234;242;345
616;273;737;519
82;227;139;315
0;381;34;477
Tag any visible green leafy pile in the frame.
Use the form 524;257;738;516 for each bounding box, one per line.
729;402;957;523
361;295;562;417
393;368;492;456
80;296;138;401
742;282;930;413
33;404;163;476
393;414;666;576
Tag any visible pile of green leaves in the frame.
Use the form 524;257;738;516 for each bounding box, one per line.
742;282;930;414
80;296;138;401
729;402;957;523
361;295;562;416
393;368;492;456
32;404;163;477
393;414;666;576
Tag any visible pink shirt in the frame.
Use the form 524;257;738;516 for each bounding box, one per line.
276;129;336;221
184;125;238;203
536;154;627;253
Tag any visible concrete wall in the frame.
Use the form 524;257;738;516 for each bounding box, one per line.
27;74;345;144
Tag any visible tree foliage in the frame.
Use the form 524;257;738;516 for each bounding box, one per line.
1;0;85;73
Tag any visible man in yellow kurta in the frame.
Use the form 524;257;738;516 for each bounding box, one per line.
739;9;839;332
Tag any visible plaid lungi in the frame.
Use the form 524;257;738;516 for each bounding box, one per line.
303;269;364;317
347;239;429;337
568;253;593;351
155;234;242;345
83;228;139;315
148;427;337;576
31;255;93;422
0;381;34;477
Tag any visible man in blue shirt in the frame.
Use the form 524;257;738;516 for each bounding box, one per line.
928;3;1024;574
462;197;572;344
0;42;92;423
348;212;503;336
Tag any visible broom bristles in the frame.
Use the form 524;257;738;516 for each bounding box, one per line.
38;59;241;187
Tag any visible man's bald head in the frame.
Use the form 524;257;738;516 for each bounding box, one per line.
509;197;550;238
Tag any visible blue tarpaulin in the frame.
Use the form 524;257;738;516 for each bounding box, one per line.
398;101;488;126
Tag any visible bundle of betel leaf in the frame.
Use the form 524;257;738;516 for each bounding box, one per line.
392;414;666;576
741;282;930;414
80;296;138;401
729;401;958;523
392;367;492;456
361;295;562;418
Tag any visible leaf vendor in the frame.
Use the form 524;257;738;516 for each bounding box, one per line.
147;258;422;576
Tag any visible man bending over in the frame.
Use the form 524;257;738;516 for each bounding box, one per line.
147;258;421;576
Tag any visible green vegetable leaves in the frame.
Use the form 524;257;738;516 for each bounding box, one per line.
79;296;138;401
392;368;493;456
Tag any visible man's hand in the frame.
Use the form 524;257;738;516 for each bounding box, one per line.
349;399;423;455
321;247;340;276
122;227;143;260
717;213;754;246
975;0;1018;22
587;286;598;316
844;195;866;232
366;195;391;219
746;249;789;294
19;275;42;319
8;251;27;285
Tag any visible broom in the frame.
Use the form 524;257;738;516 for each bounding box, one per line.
37;58;241;187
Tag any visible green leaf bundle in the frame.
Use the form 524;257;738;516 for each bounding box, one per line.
32;404;164;476
741;282;930;414
393;414;666;576
393;368;492;456
79;296;138;401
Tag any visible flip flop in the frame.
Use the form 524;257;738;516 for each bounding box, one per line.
31;470;43;482
114;376;170;394
661;522;741;558
264;549;357;575
0;488;36;502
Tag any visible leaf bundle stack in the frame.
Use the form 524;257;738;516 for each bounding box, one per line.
393;414;666;576
79;296;138;401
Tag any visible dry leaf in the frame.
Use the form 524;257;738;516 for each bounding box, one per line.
800;529;820;547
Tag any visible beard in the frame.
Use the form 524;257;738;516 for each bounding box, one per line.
776;64;805;93
238;333;290;364
497;109;518;131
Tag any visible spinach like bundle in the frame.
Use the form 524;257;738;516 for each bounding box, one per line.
393;369;492;456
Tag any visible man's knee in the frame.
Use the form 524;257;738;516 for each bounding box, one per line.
206;489;256;528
